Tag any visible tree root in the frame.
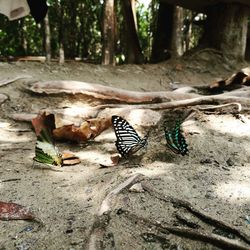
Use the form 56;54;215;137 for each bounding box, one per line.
88;174;144;250
87;177;250;249
29;81;250;108
96;94;250;110
29;80;198;103
0;75;32;87
197;102;242;113
122;210;250;250
98;173;144;216
141;181;250;245
0;93;8;105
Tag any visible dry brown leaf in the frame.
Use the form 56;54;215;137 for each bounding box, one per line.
53;117;112;142
99;154;121;168
62;152;81;166
0;201;36;221
210;69;250;90
31;112;55;136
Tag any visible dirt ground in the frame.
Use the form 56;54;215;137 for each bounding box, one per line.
0;52;250;250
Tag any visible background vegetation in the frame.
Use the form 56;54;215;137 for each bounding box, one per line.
0;0;249;64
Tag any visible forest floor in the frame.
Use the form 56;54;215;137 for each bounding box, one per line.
0;51;250;250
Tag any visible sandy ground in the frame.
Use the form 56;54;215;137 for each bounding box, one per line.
0;53;250;250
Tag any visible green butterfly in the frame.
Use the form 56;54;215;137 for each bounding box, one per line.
33;129;63;167
164;121;188;156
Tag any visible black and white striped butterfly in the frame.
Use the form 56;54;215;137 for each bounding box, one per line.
112;115;148;157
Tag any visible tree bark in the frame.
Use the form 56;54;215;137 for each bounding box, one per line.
171;6;183;57
203;3;249;61
151;2;173;62
58;3;65;64
102;0;116;65
44;13;51;63
122;0;144;64
20;19;27;55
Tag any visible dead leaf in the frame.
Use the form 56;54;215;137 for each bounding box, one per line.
53;117;112;142
210;68;250;90
62;152;81;166
31;112;55;136
0;201;36;221
99;154;121;168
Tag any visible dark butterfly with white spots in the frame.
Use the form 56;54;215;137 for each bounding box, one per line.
33;129;63;167
164;121;188;156
112;115;148;157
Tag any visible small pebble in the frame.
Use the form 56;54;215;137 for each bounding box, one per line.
129;183;144;193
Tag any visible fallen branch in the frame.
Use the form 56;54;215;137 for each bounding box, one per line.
123;210;250;250
29;80;198;103
0;75;32;87
141;181;250;245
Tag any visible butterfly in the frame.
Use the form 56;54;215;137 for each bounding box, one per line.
164;121;188;156
112;115;148;157
33;129;63;167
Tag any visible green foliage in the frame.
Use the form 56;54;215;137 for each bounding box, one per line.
0;0;203;64
136;2;151;61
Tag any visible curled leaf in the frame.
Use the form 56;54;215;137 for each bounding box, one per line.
99;154;121;168
62;152;81;166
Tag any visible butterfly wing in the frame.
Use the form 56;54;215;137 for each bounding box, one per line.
165;121;188;156
33;129;63;166
112;116;147;157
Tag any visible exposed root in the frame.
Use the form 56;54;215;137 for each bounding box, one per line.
29;80;197;103
98;173;144;216
88;174;144;250
123;210;250;250
0;75;32;87
141;181;250;245
197;102;242;113
96;95;250;110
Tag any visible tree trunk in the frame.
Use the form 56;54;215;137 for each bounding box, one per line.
245;24;250;60
102;0;116;65
151;2;173;63
59;43;65;64
44;13;51;63
203;3;249;61
122;0;144;64
58;3;65;64
20;19;27;55
131;0;137;31
171;6;183;57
